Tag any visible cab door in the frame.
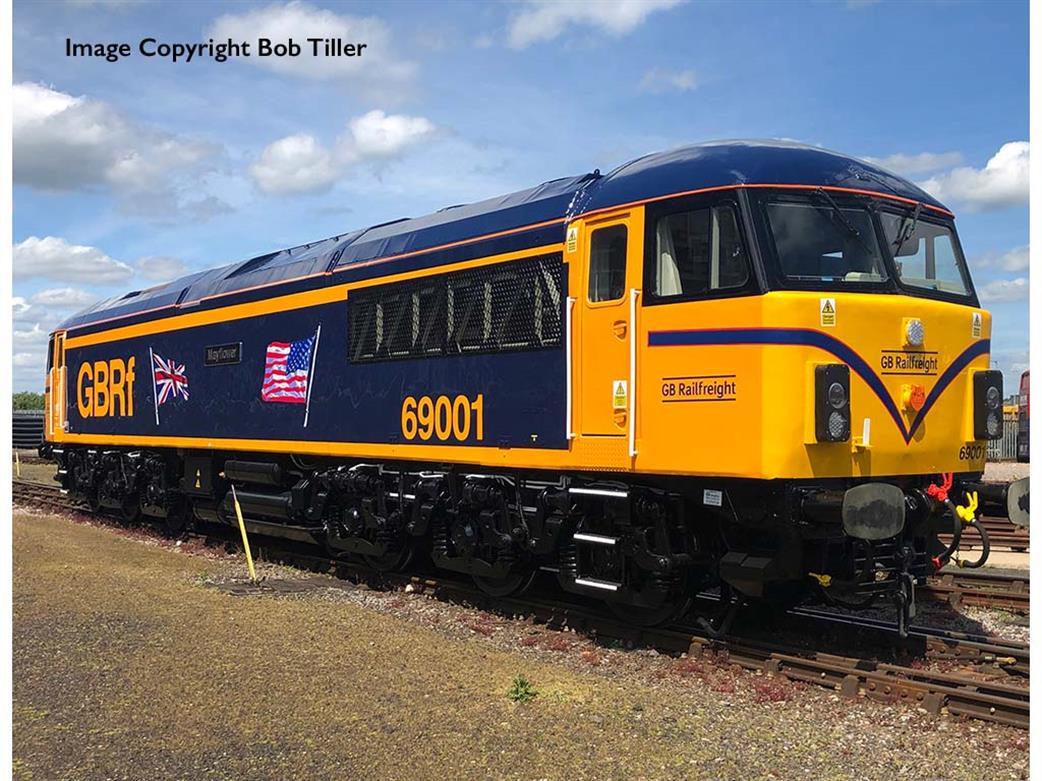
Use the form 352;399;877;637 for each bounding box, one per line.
579;213;640;438
46;332;67;439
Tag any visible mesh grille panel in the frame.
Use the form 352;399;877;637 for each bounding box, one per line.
349;253;564;363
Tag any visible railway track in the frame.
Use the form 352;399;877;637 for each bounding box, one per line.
939;515;1029;552
13;478;1030;729
924;569;1030;612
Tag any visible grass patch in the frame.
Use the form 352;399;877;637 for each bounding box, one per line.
507;674;536;703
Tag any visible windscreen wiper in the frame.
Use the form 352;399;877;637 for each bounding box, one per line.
813;187;874;256
890;202;922;257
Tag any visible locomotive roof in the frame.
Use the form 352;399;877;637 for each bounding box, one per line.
58;140;949;332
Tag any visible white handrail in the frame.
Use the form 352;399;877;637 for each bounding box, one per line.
628;288;640;458
565;296;576;440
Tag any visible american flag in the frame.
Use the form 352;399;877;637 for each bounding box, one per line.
152;352;189;405
261;334;316;404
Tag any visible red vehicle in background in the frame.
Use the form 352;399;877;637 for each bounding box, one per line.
1018;370;1030;463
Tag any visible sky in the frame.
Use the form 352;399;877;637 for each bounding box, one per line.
11;0;1030;392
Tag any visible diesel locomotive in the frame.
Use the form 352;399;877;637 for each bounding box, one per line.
41;140;1030;633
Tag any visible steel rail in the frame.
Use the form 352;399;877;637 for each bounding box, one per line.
12;478;1030;729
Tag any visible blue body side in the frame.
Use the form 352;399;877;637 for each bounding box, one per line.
57;140;949;334
66;299;568;449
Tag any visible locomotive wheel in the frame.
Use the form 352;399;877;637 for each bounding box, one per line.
119;497;141;526
608;594;693;627
362;544;414;572
159;507;188;538
473;568;536;597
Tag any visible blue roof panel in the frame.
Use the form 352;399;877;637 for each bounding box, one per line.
581;140;947;214
332;173;596;269
58;141;951;332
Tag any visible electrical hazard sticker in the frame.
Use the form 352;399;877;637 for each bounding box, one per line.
566;226;578;254
612;380;628;410
820;298;836;327
971;312;982;338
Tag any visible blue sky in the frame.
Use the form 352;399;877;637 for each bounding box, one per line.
12;0;1029;391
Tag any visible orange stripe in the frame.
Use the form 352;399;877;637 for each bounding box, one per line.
64;243;563;349
573;182;954;221
329;217;567;273
66;219;567;334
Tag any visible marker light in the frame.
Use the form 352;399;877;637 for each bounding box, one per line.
901;383;926;412
973;370;1003;441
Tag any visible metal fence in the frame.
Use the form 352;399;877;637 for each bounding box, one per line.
13;411;44;450
987;410;1021;461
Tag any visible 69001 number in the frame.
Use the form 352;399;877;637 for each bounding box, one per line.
401;394;484;442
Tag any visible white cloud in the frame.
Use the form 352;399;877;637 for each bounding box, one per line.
13;236;135;284
250;133;341;195
977;277;1029;303
13;82;217;194
250;110;436;195
862;151;963;177
12;297;48;327
639;67;697;94
507;0;684;48
919;142;1029;211
13;323;51;351
347;110;436;159
136;256;190;282
13;323;53;392
207;1;414;84
29;287;98;309
974;245;1030;273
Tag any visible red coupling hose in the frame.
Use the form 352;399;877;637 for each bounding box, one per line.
927;472;953;504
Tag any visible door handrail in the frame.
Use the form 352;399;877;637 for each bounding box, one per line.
628;288;640;458
565;296;576;441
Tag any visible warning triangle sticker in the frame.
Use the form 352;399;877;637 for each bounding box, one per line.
612;380;627;409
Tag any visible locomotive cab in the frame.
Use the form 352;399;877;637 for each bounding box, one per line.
568;183;1012;629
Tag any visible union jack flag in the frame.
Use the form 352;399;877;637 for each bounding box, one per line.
152;352;189;405
262;334;316;404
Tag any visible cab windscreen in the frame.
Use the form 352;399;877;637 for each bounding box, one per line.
815;364;850;442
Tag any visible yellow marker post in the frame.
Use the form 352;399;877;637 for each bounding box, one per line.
230;485;257;583
14;449;20;479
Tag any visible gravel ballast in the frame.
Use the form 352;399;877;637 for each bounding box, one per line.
13;508;1029;780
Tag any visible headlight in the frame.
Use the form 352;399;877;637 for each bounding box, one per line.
904;318;925;347
815;364;850;443
986;385;1001;409
973;370;1003;441
828;382;847;409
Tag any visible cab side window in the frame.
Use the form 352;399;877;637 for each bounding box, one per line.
588;225;628;303
651;204;749;300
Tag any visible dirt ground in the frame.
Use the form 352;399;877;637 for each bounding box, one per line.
13;508;1028;781
12;461;57;485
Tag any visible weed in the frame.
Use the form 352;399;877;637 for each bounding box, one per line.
751;676;795;703
580;648;604;666
508;674;536;703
